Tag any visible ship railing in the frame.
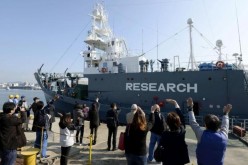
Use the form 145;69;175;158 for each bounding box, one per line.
230;118;248;131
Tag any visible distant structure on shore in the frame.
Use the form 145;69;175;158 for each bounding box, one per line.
0;82;41;90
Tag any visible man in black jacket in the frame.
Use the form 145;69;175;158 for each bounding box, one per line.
106;103;120;151
0;102;26;164
147;104;166;162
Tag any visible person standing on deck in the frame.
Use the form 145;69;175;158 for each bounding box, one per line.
19;96;29;131
106;103;120;151
88;103;100;145
47;101;56;131
147;104;166;163
187;97;232;165
13;94;19;105
73;103;85;146
8;95;14;102
33;101;51;158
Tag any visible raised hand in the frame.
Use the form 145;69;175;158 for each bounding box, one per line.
165;99;177;106
187;97;194;108
223;104;232;115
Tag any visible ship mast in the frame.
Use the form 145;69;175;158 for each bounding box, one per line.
187;18;197;71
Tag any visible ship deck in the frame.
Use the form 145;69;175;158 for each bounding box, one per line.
15;117;248;165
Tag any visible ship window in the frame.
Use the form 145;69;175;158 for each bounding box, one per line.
208;77;212;80
131;78;134;80
182;78;185;80
112;41;115;46
127;78;130;80
95;78;97;81
101;78;103;80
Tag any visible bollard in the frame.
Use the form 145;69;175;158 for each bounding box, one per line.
88;134;93;165
21;148;40;165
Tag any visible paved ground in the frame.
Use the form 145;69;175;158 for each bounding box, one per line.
18;118;248;165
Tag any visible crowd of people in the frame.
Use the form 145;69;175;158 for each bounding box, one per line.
0;94;232;165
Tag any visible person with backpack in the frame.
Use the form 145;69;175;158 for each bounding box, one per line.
147;104;167;163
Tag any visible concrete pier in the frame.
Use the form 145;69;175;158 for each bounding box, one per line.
18;118;248;165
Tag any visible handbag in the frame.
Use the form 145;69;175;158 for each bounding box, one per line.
118;132;125;150
154;145;165;162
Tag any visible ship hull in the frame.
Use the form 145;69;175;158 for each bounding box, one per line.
35;69;248;123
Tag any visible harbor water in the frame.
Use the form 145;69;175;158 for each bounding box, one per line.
0;89;46;109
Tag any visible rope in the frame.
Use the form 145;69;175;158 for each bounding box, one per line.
144;26;188;55
49;21;91;72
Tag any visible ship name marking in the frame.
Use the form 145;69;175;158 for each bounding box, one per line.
126;83;197;93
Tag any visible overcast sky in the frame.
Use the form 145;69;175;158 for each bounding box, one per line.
1;0;248;83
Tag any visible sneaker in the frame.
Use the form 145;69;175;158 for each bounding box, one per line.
112;148;117;151
107;148;110;151
79;143;82;146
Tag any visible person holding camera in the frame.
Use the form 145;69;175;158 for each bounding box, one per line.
0;102;27;164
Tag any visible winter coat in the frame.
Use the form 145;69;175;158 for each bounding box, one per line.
73;109;84;126
0;112;26;150
89;108;100;128
59;119;76;147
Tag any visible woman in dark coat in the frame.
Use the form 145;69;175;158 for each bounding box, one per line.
158;99;190;165
125;107;154;165
88;103;100;145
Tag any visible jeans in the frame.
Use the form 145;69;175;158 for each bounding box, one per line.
76;125;84;144
60;146;71;165
107;126;117;149
148;132;161;161
0;149;17;165
126;153;147;165
34;130;48;158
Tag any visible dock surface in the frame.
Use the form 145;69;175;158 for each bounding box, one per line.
19;118;248;165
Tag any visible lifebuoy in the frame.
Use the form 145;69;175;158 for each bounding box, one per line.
216;61;225;69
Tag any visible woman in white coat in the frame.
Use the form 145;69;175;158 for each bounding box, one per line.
59;113;76;165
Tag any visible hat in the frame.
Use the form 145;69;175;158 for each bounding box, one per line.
33;97;39;101
131;104;138;110
21;95;25;99
15;94;19;98
9;94;14;99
